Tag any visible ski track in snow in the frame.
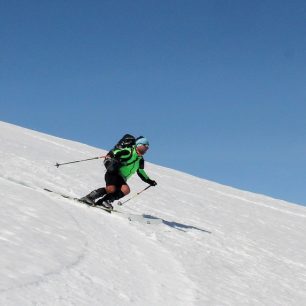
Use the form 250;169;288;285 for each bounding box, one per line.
0;175;198;306
207;187;306;218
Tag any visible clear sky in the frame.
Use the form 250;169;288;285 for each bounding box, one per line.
1;0;306;206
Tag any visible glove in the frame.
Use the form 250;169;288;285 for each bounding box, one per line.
147;179;157;186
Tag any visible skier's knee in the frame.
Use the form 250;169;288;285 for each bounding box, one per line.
106;185;116;194
121;185;130;195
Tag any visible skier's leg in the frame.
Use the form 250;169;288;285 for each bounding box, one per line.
96;173;127;209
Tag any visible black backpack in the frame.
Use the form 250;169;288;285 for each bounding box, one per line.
114;134;136;149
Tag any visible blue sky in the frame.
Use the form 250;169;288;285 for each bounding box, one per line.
1;0;306;206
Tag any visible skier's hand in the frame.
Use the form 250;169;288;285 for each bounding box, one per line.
147;179;157;186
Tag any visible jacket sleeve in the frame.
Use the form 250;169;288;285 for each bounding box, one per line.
113;148;132;161
137;158;150;182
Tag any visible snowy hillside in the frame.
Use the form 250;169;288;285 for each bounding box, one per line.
0;121;306;306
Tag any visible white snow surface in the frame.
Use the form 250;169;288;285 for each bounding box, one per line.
0;121;306;306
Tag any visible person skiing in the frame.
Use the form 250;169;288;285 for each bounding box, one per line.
80;137;157;210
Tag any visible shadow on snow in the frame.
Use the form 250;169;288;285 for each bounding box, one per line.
142;214;212;234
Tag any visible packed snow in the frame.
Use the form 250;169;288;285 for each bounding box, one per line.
0;121;305;306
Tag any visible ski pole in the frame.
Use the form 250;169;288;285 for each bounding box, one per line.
55;156;106;168
117;185;152;206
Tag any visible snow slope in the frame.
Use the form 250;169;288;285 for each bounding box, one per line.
0;121;305;306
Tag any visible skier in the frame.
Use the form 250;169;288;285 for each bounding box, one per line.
80;137;157;210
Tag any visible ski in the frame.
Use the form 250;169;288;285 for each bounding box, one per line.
43;188;115;213
42;188;163;224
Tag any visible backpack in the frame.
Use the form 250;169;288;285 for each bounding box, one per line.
114;134;136;149
104;134;141;173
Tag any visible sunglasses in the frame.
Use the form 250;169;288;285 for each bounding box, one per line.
137;144;149;148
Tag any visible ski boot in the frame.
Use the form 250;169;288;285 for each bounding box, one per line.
96;198;114;211
79;188;106;206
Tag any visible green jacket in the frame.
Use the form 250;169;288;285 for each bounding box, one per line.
112;147;150;182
